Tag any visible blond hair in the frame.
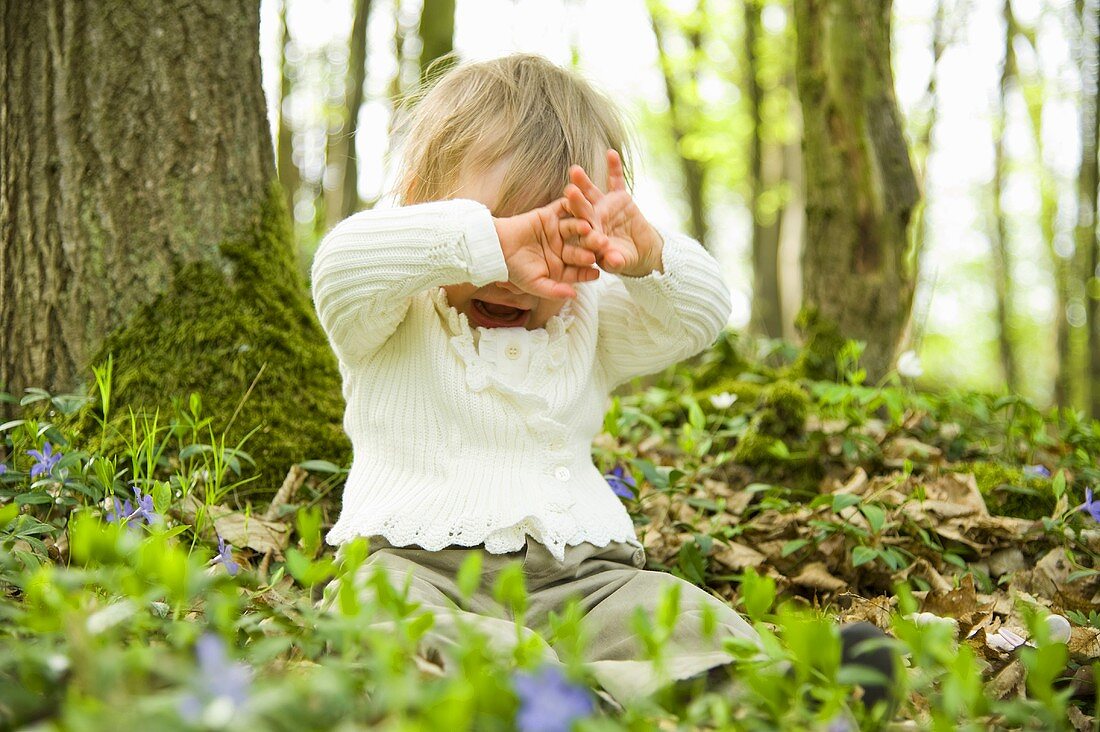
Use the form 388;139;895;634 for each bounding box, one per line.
394;53;633;216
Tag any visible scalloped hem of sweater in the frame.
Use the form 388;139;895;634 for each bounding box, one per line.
325;514;643;563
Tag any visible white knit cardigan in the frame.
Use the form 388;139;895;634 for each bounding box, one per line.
310;198;732;562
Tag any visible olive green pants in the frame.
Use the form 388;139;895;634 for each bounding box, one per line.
322;534;760;706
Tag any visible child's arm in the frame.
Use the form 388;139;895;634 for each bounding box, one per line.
310;199;509;367
311;198;598;368
563;151;732;388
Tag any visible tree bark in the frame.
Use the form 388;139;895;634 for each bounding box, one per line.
417;0;456;83
1079;0;1100;415
746;0;784;338
276;0;300;223
0;1;349;492
991;0;1020;393
648;1;710;248
324;0;372;230
793;0;921;378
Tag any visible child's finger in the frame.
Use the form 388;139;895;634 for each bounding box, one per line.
606;149;626;193
560;264;600;284
564;184;598;228
569;164;605;203
562;243;596;267
558;216;592;240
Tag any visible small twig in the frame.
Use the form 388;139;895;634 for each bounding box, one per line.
259;464;307;580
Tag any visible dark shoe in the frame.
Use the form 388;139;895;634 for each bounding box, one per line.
838;622;900;721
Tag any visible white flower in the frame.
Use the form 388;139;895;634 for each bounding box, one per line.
897;350;923;379
708;392;737;410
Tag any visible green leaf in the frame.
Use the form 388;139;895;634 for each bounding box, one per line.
456;551;483;601
298;459;345;474
0;503;18;531
851;545;878;567
832;494;861;512
1052;470;1066;500
781;538;810;557
152;481;171;514
860;504;887;533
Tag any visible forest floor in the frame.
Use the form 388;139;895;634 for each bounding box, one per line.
2;330;1099;730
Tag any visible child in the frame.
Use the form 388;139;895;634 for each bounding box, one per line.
311;53;895;714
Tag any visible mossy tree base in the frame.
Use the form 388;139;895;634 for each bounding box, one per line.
62;184;350;497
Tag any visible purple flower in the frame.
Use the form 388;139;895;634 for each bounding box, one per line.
178;633;252;724
1023;465;1051;479
131;488;157;524
1079;488;1100;524
604;465;636;499
211;535;240;576
0;463;7;475
106;497;134;524
27;442;61;479
513;664;595;732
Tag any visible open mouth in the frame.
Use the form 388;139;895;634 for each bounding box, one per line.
470;298;530;328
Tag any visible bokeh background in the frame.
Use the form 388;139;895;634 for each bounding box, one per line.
259;0;1096;406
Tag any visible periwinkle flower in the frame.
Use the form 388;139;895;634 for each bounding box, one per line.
1023;465;1051;479
211;535;240;576
106;497;134;524
1079;488;1100;524
27;442;62;478
178;633;252;725
0;463;7;475
513;664;595;732
131;488;157;524
604;465;635;499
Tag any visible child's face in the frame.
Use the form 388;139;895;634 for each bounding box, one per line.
443;157;569;330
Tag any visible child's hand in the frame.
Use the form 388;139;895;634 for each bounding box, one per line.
563;149;665;277
492;198;603;300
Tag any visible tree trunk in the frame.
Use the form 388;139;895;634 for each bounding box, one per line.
276;0;300;223
746;0;784;338
648;0;710;247
324;0;372;230
417;0;456;83
1080;0;1100;415
793;0;921;378
0;1;349;493
991;0;1020;393
1015;15;1074;407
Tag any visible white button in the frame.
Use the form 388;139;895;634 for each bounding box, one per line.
505;344;521;360
554;466;571;481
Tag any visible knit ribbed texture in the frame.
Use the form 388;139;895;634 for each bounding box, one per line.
310;198;733;562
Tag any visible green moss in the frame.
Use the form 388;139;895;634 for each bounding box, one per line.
968;460;1055;519
694;379;764;415
731;430;782;466
788;307;846;381
61;181;351;498
755;381;810;436
688;330;754;391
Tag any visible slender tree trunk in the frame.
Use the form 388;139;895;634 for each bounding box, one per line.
417;0;456;83
746;0;784;338
991;0;1020;392
276;0;299;222
1079;0;1100;415
324;0;372;230
793;0;921;378
0;1;349;491
1015;17;1074;407
648;0;710;247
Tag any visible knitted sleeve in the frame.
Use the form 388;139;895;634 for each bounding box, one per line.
595;228;732;389
310;199;508;367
